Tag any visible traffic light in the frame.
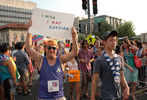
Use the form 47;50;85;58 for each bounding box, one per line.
82;0;87;11
93;0;97;15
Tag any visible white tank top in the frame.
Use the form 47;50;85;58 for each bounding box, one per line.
66;61;78;71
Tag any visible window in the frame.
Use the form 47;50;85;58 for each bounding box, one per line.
21;33;24;41
6;33;9;41
13;33;17;42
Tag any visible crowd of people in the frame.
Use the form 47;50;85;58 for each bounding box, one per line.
0;27;147;100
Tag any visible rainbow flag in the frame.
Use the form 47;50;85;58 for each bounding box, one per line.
32;35;43;42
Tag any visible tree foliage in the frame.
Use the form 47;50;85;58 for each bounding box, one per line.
78;34;85;41
116;21;136;38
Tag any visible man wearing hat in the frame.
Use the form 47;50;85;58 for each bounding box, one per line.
25;27;78;100
91;31;129;100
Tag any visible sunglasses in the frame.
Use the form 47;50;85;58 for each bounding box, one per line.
48;46;57;50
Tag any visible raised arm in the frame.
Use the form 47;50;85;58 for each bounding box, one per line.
129;45;139;52
25;33;42;65
125;37;139;52
61;27;78;63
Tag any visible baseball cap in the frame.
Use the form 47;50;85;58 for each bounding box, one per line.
102;30;118;40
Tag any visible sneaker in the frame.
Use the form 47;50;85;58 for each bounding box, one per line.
24;89;32;96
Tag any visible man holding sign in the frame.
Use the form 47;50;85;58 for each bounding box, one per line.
26;26;78;100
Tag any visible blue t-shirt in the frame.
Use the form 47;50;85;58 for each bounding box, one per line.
13;50;30;75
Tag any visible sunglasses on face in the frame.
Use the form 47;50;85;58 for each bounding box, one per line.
48;46;57;50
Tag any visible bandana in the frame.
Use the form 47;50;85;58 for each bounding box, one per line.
44;39;57;47
103;51;120;83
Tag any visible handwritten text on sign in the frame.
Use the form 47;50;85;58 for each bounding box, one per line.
68;70;80;82
29;8;75;39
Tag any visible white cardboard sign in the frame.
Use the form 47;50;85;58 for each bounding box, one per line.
29;8;75;39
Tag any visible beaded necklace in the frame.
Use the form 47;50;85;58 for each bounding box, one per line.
103;51;120;83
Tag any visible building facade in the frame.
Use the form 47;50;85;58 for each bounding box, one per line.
73;16;86;34
0;0;36;26
0;0;36;45
98;15;122;29
74;15;123;35
0;23;30;46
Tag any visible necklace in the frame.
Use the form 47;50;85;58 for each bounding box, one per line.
124;49;131;64
103;51;120;83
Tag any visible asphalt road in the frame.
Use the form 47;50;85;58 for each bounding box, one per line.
15;70;147;100
14;79;147;100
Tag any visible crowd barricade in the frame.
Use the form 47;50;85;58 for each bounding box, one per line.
138;58;147;88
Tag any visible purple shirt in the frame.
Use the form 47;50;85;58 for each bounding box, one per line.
78;49;93;72
39;56;64;99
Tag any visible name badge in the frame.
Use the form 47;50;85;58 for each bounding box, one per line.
48;80;59;92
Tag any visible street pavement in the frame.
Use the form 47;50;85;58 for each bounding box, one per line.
15;70;147;100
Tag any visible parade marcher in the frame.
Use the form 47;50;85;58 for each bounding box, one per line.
122;38;139;100
25;27;78;100
78;40;94;98
0;44;18;100
57;41;67;56
93;39;101;59
28;56;34;87
13;42;32;95
66;46;80;100
91;31;129;100
38;43;44;56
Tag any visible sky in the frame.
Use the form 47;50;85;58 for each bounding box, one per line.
25;0;147;35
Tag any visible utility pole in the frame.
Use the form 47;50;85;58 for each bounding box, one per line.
87;0;91;35
82;0;98;35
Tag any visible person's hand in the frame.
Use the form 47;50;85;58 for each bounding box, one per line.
80;59;86;63
129;66;134;72
122;87;129;99
27;20;32;27
71;27;78;41
125;36;131;46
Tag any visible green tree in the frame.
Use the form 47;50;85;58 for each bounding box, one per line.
116;21;136;38
78;34;85;41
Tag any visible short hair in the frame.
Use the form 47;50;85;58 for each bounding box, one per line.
115;46;120;54
0;44;10;53
16;42;25;50
135;40;142;49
